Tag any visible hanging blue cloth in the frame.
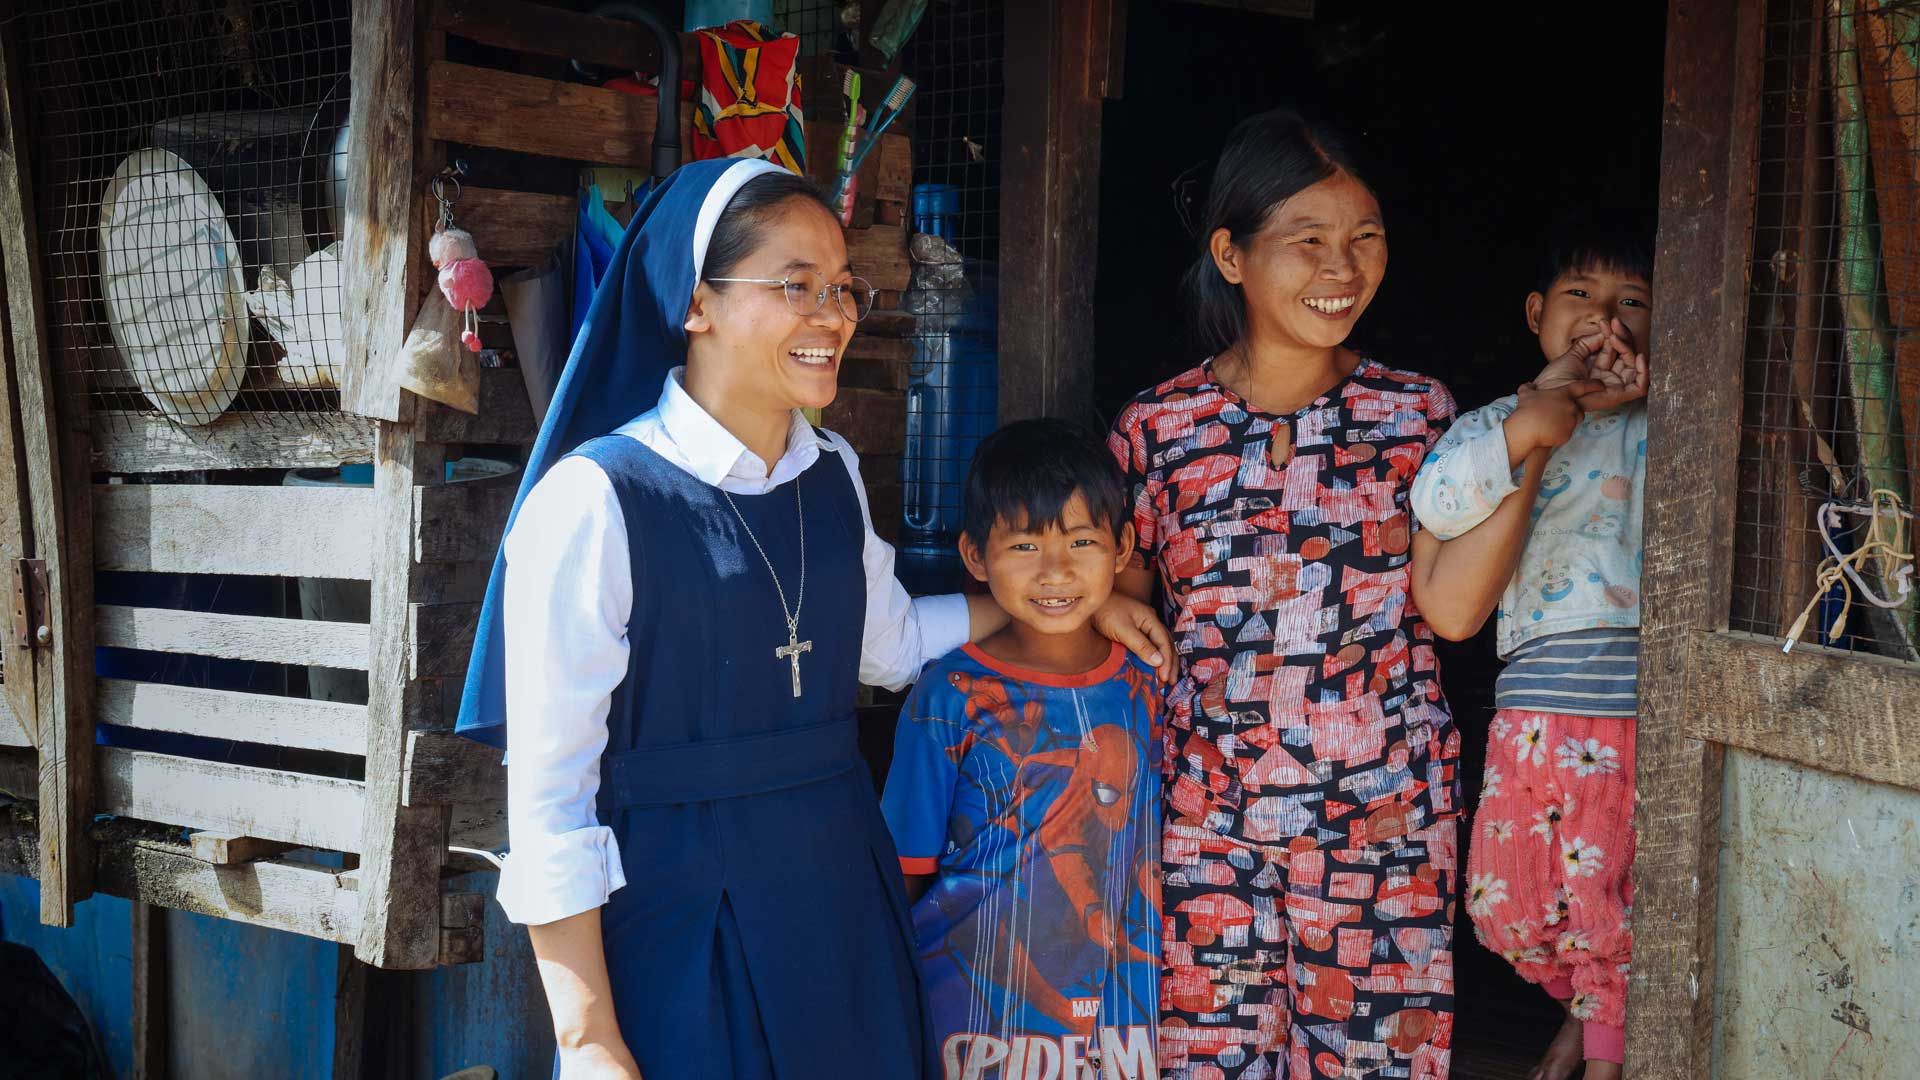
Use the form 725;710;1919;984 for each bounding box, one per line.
567;184;625;345
458;158;783;749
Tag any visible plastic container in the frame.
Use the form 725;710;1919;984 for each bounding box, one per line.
898;261;997;595
283;458;517;703
911;183;961;243
684;0;772;30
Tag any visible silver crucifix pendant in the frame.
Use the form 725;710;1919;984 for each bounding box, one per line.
775;626;813;698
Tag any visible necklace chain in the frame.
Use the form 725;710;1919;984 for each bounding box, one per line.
721;483;805;635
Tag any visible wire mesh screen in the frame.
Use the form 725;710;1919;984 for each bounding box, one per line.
772;0;846;56
1737;0;1920;660
21;0;354;434
892;0;1002;592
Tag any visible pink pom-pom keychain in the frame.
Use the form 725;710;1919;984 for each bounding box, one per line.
429;166;494;352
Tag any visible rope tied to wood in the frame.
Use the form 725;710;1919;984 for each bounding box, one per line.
1784;488;1915;653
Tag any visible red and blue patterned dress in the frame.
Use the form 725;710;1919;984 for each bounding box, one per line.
1111;357;1462;1080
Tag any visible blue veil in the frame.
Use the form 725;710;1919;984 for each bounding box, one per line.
457;158;784;750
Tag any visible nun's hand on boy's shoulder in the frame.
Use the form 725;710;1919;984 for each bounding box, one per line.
1092;594;1178;683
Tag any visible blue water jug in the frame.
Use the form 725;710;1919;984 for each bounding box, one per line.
911;183;961;243
898;261;997;594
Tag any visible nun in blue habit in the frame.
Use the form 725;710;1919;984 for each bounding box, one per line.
459;158;1172;1079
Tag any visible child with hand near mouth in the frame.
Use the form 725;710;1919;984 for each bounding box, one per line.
1410;211;1654;1080
882;419;1164;1080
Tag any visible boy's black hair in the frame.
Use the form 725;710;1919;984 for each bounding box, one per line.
961;419;1129;551
1534;208;1657;296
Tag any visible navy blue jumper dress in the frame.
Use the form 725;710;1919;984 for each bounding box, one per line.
570;434;929;1079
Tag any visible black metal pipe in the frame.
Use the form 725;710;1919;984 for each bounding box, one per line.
574;2;682;181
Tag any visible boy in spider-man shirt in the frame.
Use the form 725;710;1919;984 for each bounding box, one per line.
882;419;1164;1080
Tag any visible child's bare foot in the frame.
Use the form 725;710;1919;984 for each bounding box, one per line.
1583;1061;1623;1080
1530;1010;1585;1080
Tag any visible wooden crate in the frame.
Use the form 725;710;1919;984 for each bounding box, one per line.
0;0;532;971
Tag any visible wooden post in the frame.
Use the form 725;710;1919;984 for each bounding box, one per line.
0;9;96;927
131;903;169;1079
999;0;1119;425
340;0;423;421
1625;0;1765;1075
347;0;453;968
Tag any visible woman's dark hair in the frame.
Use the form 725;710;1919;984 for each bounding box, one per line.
961;419;1129;551
701;171;837;281
1183;110;1368;356
1533;208;1657;295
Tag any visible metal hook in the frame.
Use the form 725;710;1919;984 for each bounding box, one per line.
432;160;470;230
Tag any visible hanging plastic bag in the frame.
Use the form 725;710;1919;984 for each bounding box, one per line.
391;289;480;415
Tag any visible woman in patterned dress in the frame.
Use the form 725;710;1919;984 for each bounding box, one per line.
1109;111;1461;1080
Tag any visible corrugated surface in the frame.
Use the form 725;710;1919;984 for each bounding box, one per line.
1714;749;1920;1077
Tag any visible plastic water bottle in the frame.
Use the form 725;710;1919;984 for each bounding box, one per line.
899;262;997;594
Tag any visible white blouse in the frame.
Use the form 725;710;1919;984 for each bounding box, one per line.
496;368;971;925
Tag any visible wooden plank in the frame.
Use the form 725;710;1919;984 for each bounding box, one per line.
340;0;426;420
0;179;39;755
95;836;362;944
437;890;486;965
188;831;300;865
457;186;573;270
416;474;517;564
96;679;369;757
0;691;29;748
1685;631;1920;792
417;366;538;446
875;130;911;206
90;411;377;475
411;602;479;680
1625;0;1765;1075
999;0;1109;425
130;901;168;1080
427;61;692;170
434;0;700;73
0;13;95;926
821;387;906;459
357;418;452;968
427;61;902;191
93;484;378;580
403;730;504;807
845;222;911;294
96;605;371;671
0;746;34;799
98;748;367;853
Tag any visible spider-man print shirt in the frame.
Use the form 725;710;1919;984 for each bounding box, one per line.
1109;358;1462;852
882;644;1162;1080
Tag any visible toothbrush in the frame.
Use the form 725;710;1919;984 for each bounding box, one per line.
836;69;863;172
831;70;866;225
848;76;916;173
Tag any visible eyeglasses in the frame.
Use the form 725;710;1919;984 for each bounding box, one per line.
705;269;877;323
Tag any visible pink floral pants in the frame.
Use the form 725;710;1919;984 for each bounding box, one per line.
1465;709;1635;1064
